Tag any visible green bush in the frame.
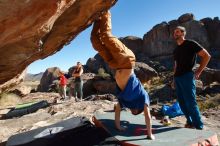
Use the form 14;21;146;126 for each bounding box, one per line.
97;67;110;79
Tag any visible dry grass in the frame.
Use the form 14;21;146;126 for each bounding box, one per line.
198;102;217;111
198;94;220;111
147;76;165;92
97;68;111;79
0;93;22;108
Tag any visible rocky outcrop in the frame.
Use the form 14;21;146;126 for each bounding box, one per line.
143;13;209;58
8;84;32;97
177;13;195;23
86;13;220;75
205;49;220;69
86;54;112;76
38;67;61;92
86;55;158;82
203;82;220;96
119;36;143;54
0;69;26;94
119;13;219;70
86;54;108;74
201;17;220;49
0;0;117;87
149;84;174;102
93;79;116;94
200;68;220;85
143;22;175;58
120;36;151;63
134;62;158;83
83;79;97;97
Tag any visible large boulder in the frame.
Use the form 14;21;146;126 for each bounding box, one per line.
119;36;143;54
143;21;175;58
182;20;209;50
194;65;220;85
86;54;112;74
208;49;220;69
38;67;61;92
93;79;116;94
200;68;220;85
201;17;220;69
177;13;195;23
134;62;158;83
82;79;96;98
119;36;152;64
201;17;220;49
149;84;174;102
203;82;220;96
80;74;115;97
86;54;106;73
0;0;117;88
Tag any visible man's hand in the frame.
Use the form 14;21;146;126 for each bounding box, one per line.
115;103;125;132
195;48;211;80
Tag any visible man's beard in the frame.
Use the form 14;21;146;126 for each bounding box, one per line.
174;35;181;41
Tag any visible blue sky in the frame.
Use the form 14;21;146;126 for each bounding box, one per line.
27;0;219;74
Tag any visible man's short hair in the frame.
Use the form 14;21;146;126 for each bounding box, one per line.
175;26;186;36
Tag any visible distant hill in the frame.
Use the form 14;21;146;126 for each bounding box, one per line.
24;72;43;81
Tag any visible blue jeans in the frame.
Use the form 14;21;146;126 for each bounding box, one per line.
174;71;203;129
73;81;83;100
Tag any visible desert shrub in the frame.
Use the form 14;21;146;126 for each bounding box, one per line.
0;93;22;107
198;102;217;111
198;94;220;111
97;68;110;79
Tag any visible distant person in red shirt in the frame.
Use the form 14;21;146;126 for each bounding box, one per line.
59;71;67;100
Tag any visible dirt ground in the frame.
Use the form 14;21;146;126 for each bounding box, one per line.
0;92;219;143
170;106;220;140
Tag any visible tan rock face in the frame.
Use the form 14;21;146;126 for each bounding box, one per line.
143;13;210;58
0;0;117;88
0;69;27;94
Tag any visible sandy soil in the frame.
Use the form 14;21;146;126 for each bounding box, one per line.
0;92;219;143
